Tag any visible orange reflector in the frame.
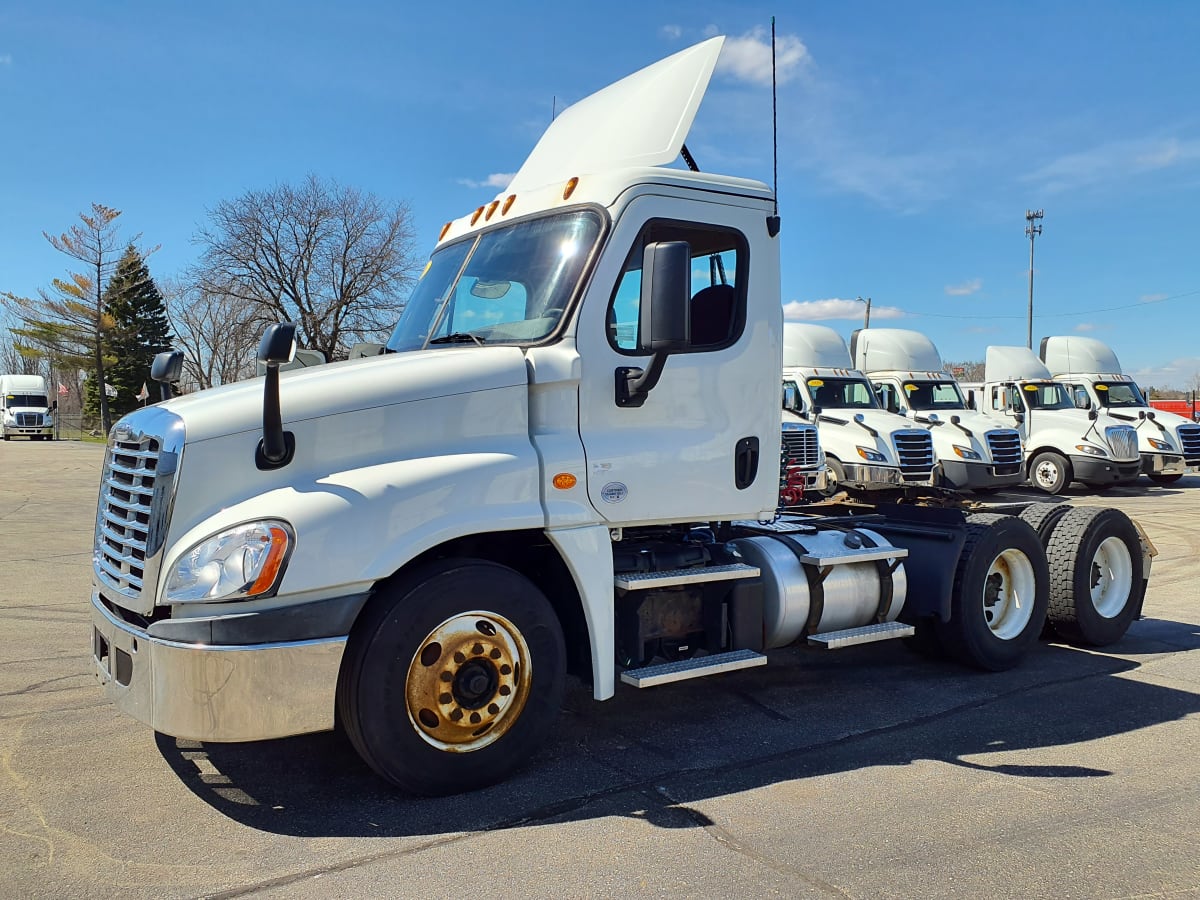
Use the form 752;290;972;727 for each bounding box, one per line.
470;205;485;225
552;473;577;490
501;194;516;215
485;200;500;221
438;221;452;241
563;177;579;200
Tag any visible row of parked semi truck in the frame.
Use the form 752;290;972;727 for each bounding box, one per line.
778;327;1200;502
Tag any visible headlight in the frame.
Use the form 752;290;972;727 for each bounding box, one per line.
164;520;294;603
1147;437;1174;451
1075;444;1107;457
952;444;982;461
856;445;887;463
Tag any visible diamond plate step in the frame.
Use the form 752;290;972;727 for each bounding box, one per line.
807;620;915;649
619;649;767;687
614;562;760;591
799;547;909;567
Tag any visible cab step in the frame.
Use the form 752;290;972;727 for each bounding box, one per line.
619;648;767;687
614;562;760;591
807;620;915;649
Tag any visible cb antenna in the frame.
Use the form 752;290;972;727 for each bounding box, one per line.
767;16;781;237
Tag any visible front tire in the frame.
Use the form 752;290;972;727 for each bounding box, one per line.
337;559;566;795
1044;507;1144;646
937;514;1049;671
820;457;846;497
1148;473;1183;485
1029;451;1071;494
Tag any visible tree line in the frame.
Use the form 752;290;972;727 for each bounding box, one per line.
1;176;419;433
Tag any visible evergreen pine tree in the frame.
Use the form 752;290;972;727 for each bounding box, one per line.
99;246;173;420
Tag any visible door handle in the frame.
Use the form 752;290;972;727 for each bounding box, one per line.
734;437;759;490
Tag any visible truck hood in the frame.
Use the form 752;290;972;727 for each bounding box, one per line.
155;347;531;445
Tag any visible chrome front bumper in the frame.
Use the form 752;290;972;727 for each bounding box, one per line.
841;462;933;489
1140;453;1188;476
90;591;345;742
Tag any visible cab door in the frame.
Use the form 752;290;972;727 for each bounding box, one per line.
574;193;780;526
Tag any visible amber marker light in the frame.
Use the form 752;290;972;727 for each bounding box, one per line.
470;205;485;225
438;221;452;241
552;473;577;490
563;177;579;200
247;524;293;596
484;200;500;221
501;194;516;215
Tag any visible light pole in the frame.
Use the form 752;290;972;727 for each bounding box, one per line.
1025;209;1043;349
856;296;872;329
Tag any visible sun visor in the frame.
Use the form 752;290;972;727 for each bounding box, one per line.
985;346;1052;382
1039;335;1123;376
505;37;725;193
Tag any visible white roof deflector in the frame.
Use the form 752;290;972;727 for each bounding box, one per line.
506;37;725;193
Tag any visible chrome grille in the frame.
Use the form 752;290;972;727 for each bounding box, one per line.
16;413;41;427
1104;425;1138;462
93;409;183;609
781;425;820;469
1178;424;1200;464
985;430;1023;466
892;429;934;476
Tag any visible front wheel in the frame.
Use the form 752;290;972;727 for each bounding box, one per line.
337;559;566;795
820;457;846;497
937;514;1049;671
1029;451;1071;494
1148;473;1183;485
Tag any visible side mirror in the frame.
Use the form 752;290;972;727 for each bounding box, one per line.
1075;396;1091;410
1088;408;1099;421
256;323;298;469
51;399;58;412
617;242;691;407
150;349;184;402
782;382;799;412
1014;411;1026;425
637;241;690;353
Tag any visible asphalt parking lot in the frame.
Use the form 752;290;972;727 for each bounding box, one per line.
2;439;1198;899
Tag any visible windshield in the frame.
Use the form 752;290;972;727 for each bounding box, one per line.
1094;381;1147;408
805;376;878;410
387;210;603;352
1020;381;1073;410
899;380;966;411
4;394;47;408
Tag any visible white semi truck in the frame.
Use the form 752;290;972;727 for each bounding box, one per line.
962;346;1141;494
1040;335;1200;485
1;374;54;440
850;328;1024;492
90;38;1154;795
781;323;937;495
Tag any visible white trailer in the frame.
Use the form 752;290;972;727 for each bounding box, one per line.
1040;335;1200;484
89;38;1154;795
782;323;937;495
962;347;1142;494
1;374;54;440
850;328;1024;492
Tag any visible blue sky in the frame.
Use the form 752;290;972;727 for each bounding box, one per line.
2;2;1198;387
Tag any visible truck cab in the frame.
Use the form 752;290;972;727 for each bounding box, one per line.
850;328;1023;492
1;374;54;441
782;323;936;494
963;346;1141;494
1040;335;1200;484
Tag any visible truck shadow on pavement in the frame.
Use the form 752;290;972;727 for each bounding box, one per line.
155;618;1200;839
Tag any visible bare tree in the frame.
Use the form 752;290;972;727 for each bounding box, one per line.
194;175;419;359
943;359;986;382
162;277;264;390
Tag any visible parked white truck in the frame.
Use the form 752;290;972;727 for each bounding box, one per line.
781;323;937;495
1;374;54;440
850;328;1024;492
90;38;1154;795
962;346;1141;494
1040;335;1200;485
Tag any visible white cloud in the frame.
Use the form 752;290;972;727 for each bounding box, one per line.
945;278;982;297
964;325;1000;334
660;24;683;41
1127;357;1200;392
456;173;514;190
783;298;905;321
1074;322;1098;332
715;27;809;87
1022;137;1200;194
1140;292;1169;304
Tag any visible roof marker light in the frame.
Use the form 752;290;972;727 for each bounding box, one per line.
485;200;500;221
501;194;516;215
470;205;485;225
438;221;452;241
563;177;579;200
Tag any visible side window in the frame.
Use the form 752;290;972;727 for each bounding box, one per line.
608;220;746;353
877;383;898;413
991;387;1005;412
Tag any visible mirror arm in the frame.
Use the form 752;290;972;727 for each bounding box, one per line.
615;352;670;408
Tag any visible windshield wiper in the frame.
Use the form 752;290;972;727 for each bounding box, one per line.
428;332;485;346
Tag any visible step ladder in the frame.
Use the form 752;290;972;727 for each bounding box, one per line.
620;648;767;688
807;620;914;649
614;562;760;591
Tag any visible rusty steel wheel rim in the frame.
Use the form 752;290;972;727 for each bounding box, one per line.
405;611;532;753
